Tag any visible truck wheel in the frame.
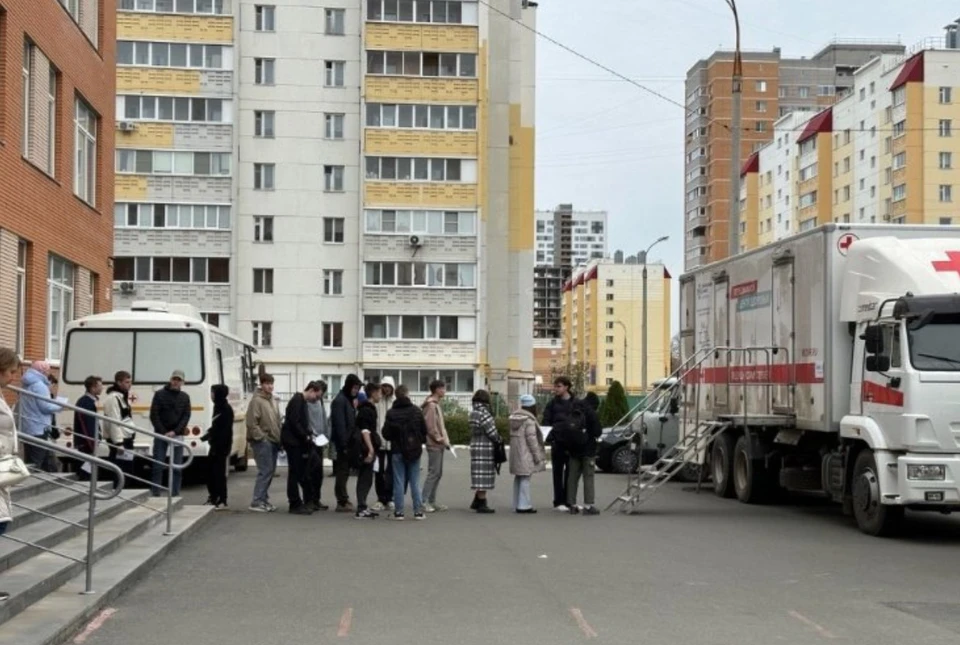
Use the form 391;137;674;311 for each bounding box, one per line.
733;435;767;504
711;431;737;498
852;449;904;536
611;445;639;474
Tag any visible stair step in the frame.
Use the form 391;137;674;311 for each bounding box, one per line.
0;497;184;626
10;483;115;533
0;505;212;645
9;475;79;503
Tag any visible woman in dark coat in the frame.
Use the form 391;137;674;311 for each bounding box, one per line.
469;390;500;513
203;384;234;509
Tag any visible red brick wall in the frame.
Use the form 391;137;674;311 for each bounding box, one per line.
0;0;115;363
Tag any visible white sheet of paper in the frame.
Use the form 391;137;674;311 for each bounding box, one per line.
373;456;381;473
81;461;92;474
116;450;135;462
313;434;330;448
447;446;458;459
56;396;69;405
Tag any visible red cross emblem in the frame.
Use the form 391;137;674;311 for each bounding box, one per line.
837;233;858;256
933;251;960;277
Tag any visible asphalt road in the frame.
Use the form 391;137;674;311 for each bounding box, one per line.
73;457;960;645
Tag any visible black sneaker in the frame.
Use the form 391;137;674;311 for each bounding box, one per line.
476;505;496;514
414;511;426;521
582;506;600;516
289;505;314;515
355;509;377;520
391;512;405;521
569;506;581;515
516;508;538;514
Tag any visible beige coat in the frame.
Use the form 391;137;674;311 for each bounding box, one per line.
0;397;16;523
509;410;546;477
246;390;281;443
423;398;449;451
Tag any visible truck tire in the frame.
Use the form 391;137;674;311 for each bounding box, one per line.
711;431;737;498
733;435;767;504
852;449;904;536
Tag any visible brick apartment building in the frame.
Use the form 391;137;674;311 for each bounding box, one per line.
0;0;115;364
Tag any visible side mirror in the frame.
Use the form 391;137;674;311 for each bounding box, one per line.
862;325;884;355
865;355;890;372
658;415;669;423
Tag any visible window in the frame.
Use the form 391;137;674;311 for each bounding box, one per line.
365;156;475;182
254;163;275;190
15;241;28;356
324;113;344;139
21;42;58;175
253;268;274;294
254;58;275;85
367;0;474;24
893;184;906;202
799;191;817;208
116;150;231;176
322;322;343;348
201;313;221;327
799;162;817;182
755;100;767;113
324;217;345;243
325;60;345;87
940;217;952;226
365;209;476;235
47;256;75;361
22;41;31;159
325;8;345;34
114;203;230;230
324;165;344;191
799;136;817;156
74;98;97;205
364;262;475;287
120;95;227;123
113;257;229;283
366;104;478;131
859;88;866;101
366;51;477;78
254;216;274;242
940;87;952;104
255;5;275;31
940;120;953;137
323;270;343;295
252;322;272;348
117;41;228;69
363;316;470;341
893;152;906;170
941;152;953;170
798;86;809;98
755;80;767;92
893;120;906;138
254;110;275;138
120;0;227;13
940;185;952;203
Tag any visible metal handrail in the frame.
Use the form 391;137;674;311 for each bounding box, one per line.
17;434;125;500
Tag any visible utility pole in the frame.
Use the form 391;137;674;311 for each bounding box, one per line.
726;0;743;258
614;320;628;391
640;236;669;395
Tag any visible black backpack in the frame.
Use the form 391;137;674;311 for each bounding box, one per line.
553;408;588;449
398;414;423;463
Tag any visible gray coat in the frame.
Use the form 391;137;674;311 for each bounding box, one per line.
509;410;546;477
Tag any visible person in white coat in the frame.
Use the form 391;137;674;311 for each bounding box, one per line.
0;346;24;602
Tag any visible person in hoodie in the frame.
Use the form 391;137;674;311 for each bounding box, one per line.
17;361;62;472
330;373;362;513
352;382;382;519
103;370;135;480
202;384;234;509
306;380;330;511
382;385;427;521
281;381;324;515
372;376;396;511
149;370;191;497
542;376;575;512
566;391;603;516
246;373;282;512
509;394;547;514
421;379;450;513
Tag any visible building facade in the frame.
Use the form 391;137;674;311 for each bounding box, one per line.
0;0;115;364
534;204;606;267
684;41;905;271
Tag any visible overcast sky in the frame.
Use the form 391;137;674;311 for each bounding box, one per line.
534;0;958;328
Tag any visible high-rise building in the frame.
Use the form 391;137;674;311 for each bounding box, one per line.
535;204;607;268
0;0;115;364
684;41;905;271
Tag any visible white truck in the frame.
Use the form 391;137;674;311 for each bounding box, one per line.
679;224;960;535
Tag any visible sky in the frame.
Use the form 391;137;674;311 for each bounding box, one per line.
533;0;959;329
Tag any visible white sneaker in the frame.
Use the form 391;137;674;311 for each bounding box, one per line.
423;503;437;513
371;501;386;512
388;502;396;511
554;505;570;513
433;503;449;512
248;503;269;513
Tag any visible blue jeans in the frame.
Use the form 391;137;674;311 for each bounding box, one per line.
392;453;423;514
251;440;280;506
151;438;184;497
513;475;532;510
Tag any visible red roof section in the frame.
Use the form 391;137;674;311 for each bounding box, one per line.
664;267;672;279
585;265;598;282
797;107;833;145
573;272;585;287
740;151;760;177
890;51;924;91
562;280;571;293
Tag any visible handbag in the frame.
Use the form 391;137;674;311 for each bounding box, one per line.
0;428;31;488
493;440;507;474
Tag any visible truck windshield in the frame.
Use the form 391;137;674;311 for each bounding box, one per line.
63;329;205;385
907;314;960;371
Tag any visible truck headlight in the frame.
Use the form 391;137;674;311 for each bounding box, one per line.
907;464;946;481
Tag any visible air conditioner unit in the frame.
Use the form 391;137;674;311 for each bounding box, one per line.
119;281;136;294
409;235;422;248
117;121;137;132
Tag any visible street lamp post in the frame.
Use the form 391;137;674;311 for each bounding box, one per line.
639;236;669;396
725;0;743;257
613;320;628;390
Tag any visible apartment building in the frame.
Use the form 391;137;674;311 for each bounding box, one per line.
561;258;671;394
684;41;905;271
0;0;115;364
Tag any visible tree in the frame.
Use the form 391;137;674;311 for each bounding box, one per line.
600;380;629;427
550;361;592;396
671;334;681;374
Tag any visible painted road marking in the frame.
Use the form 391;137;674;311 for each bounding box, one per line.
789;610;838;639
73;608;117;643
569;607;598;639
338;607;353;637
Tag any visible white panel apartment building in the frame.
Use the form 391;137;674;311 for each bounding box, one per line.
534;206;607;268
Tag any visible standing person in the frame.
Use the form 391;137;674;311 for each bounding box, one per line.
352;382;382;519
305;380;329;511
382;385;427;521
330;374;362;513
103;371;135;478
74;376;104;480
372;376;396;511
509;394;547;513
281;382;324;515
149;370;191;497
0;347;24;603
468;390;500;514
542;376;576;512
566;391;603;516
246;373;282;512
17;361;62;472
421;379;450;513
202;384;233;509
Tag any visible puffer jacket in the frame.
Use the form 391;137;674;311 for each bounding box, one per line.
246;389;281;443
0;397;18;523
17;368;61;437
509;409;546;477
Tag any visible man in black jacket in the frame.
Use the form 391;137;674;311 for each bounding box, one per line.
282;382;324;514
353;382;382;519
566;391;603;515
382;385;428;521
149;370;191;497
542;376;576;512
330;374;362;512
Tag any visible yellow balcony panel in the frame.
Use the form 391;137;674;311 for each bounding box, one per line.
365;23;478;52
891;137;907;155
117;13;234;42
115;123;175;149
115;176;149;200
365;76;478;103
892;199;907;217
117;68;201;94
364;182;478;207
892;168;907;186
364;129;478;156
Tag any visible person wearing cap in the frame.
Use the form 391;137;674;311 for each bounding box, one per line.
16;360;63;471
509;394;547;513
149;369;192;497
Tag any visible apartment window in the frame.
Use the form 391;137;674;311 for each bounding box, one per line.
870;155;876;169
323;217;345;243
755;80;767;92
940;152;953;170
799;191;817;209
859;88;865;101
47;255;75;361
605;294;614;301
117;41;227;69
755;100;767;113
893;184;906;202
799;162;817;182
252;321;272;348
114;203;230;229
940;185;953;203
120;95;226;123
893;152;906;170
113;256;229;283
22;41;31;159
365;209;476;235
254;216;274;242
254;58;275;85
325;8;345;34
322;322;343;348
778;86;787;98
116;150;231;176
798;86;809;98
365;156;475;182
606;307;614;315
366;103;477;131
885;167;892;185
324;113;344;139
842;186;850;202
253;268;274;294
364;261;475;288
940;217;952;226
367;0;473;24
201;313;221;327
255;5;275;31
120;0;227;13
46;68;57;175
324;60;345;87
605;350;614;359
74;98;97;206
324;165;345;191
366;50;477;78
15;242;28;356
254;110;275;138
940;87;952;104
21;42;58;175
940;120;953;137
254;163;275;190
323;269;343;295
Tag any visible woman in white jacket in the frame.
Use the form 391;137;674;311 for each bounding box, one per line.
0;346;23;602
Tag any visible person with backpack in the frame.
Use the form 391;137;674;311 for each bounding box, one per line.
382;385;427;521
566;391;603;515
281;382;324;515
351;382;382;519
542;376;576;512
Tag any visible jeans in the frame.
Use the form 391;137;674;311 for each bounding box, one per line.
24;438;59;473
513;475;533;510
567;455;596;507
207;451;229;504
374;452;393;504
550;442;569;507
283;442;311;508
421;448;444;504
392;453;423;514
356;461;374;510
151;438;184;497
251;440;279;505
333;452;351;506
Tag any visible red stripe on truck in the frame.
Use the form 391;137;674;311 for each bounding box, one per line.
687;362;824;385
862;381;904;407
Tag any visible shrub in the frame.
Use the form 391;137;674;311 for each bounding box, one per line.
600;381;629;427
444;413;511;445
